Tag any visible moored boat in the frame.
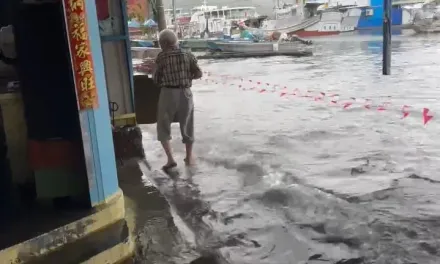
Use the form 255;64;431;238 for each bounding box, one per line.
287;7;362;37
410;0;440;33
204;37;313;58
245;1;362;38
412;18;440;32
189;2;260;37
179;38;220;51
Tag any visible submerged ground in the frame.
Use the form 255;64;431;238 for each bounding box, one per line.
130;32;440;264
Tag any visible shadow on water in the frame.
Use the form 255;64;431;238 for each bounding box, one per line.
136;159;264;264
118;159;201;264
117;156;236;263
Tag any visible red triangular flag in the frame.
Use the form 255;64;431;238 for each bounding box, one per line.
422;108;433;125
343;102;352;109
401;105;410;119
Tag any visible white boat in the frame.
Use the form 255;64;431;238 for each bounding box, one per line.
284;1;361;37
260;2;307;32
190;4;218;13
188;1;260;37
164;8;187;26
410;0;440;33
246;3;361;38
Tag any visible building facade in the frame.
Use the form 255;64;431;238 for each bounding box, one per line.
0;0;135;262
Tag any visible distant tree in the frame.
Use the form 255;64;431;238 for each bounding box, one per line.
126;0;149;22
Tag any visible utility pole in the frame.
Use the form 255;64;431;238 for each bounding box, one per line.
155;0;167;31
172;0;178;33
383;0;391;75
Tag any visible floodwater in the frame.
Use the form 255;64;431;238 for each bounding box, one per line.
138;32;440;264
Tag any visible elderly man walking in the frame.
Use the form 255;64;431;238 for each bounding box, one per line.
153;29;203;172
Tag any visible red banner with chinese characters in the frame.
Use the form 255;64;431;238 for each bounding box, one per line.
63;0;99;110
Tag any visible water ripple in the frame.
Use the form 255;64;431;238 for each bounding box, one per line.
142;33;440;264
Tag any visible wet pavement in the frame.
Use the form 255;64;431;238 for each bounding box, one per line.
125;32;440;264
118;159;199;264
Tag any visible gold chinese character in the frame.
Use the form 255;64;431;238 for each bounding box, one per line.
69;13;87;41
69;0;84;12
72;24;87;41
75;42;90;59
78;60;93;76
81;92;96;108
80;74;95;92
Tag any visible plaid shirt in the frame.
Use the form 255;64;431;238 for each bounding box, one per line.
153;48;202;88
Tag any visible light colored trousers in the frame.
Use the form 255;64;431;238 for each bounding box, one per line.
157;88;194;144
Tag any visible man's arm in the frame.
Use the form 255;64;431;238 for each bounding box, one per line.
153;53;163;85
188;53;203;79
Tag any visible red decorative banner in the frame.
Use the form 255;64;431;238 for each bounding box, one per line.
197;71;435;126
63;0;99;110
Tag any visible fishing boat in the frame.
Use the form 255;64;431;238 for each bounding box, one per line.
188;1;260;37
245;1;361;37
259;1;306;31
164;7;188;27
179;37;221;51
244;1;308;34
177;1;260;50
287;5;362;37
410;0;440;33
203;37;313;58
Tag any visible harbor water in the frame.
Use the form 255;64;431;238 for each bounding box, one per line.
138;32;440;264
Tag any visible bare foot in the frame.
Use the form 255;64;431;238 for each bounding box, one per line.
184;157;195;166
162;162;177;173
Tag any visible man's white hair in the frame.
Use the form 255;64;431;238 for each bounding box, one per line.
158;29;178;49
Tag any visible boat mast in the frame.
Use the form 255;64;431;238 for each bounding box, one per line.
274;0;279;19
202;0;209;37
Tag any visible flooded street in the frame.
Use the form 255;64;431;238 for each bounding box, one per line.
138;33;440;264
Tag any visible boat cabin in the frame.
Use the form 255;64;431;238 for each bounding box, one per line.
191;5;218;13
203;6;258;20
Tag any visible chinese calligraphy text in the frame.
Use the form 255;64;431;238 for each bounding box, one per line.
64;0;99;110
